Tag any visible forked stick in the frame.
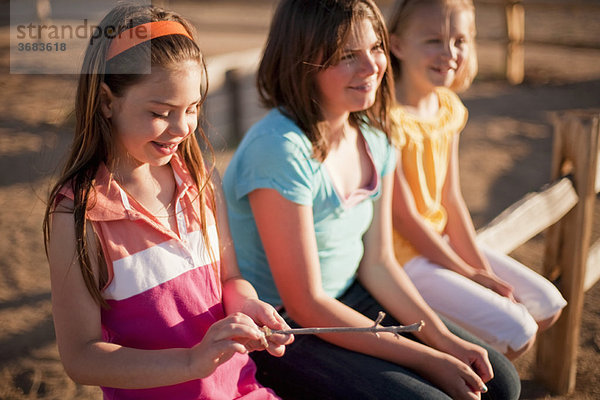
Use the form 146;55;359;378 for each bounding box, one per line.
261;311;424;339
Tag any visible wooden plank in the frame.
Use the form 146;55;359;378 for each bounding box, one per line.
476;177;578;254
536;111;600;395
584;240;600;291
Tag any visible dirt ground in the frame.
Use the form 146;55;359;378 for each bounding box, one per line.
1;0;600;399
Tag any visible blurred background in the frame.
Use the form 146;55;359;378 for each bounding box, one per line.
1;0;599;398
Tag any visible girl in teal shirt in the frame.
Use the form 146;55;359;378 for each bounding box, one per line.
223;1;519;398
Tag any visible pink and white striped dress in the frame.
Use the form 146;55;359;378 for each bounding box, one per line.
60;155;279;400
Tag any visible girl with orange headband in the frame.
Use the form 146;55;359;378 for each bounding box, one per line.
43;4;291;399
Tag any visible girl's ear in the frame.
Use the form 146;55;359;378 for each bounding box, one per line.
389;34;404;60
99;82;115;119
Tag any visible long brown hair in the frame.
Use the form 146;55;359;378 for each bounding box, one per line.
257;0;395;161
43;4;216;308
387;0;478;93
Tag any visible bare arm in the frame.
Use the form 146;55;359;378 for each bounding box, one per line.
249;177;491;399
392;149;479;279
212;168;270;311
249;187;374;345
442;136;514;298
212;171;293;355
359;173;455;345
48;202;267;389
393;142;513;302
442;134;489;270
361;172;494;397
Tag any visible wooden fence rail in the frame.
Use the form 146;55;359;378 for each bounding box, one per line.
477;109;600;395
476;177;578;254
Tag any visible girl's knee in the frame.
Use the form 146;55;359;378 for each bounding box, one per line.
505;335;535;360
491;312;538;359
537;308;562;332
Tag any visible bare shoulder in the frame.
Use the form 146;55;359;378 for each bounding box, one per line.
48;197;76;250
47;198;79;278
54;196;74;213
47;197;99;278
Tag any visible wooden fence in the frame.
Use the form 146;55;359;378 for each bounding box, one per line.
476;109;600;395
475;0;600;84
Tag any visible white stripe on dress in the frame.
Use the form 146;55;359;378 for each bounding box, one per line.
104;225;220;301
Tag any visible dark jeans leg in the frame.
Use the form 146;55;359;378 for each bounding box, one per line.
340;281;521;400
252;282;449;400
252;281;520;400
251;329;450;400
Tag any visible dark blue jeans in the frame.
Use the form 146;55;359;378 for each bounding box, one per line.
251;281;521;400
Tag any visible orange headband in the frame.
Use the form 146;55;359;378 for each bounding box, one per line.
106;20;192;61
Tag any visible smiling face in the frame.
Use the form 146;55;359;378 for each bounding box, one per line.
390;4;473;95
101;60;202;175
315;18;387;122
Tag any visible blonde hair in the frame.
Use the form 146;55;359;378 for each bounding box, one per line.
387;0;478;93
43;4;216;308
257;0;395;161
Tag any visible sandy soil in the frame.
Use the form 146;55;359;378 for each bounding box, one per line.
1;1;600;399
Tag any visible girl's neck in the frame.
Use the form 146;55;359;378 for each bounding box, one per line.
112;160;173;197
395;82;440;119
112;160;178;231
113;160;153;186
323;112;353;146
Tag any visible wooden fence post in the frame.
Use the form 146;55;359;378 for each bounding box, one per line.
505;0;525;84
536;110;600;394
36;0;51;24
225;68;244;144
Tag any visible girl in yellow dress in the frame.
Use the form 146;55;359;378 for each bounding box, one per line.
388;0;566;360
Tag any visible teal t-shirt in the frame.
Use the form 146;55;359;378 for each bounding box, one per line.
223;109;397;306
